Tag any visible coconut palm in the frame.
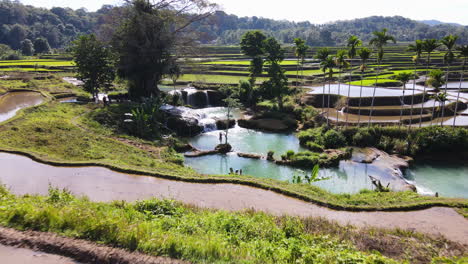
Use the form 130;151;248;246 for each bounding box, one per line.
334;49;350;122
453;45;468;127
407;40;424;128
315;48;331;116
426;69;446;126
356;47;372;125
320;55;337;125
294;38;309;88
419;39;441;127
441;35;458;95
345;35;362;127
395;72;413;127
368;28;396;127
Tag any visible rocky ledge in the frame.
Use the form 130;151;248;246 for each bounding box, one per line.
352;148;416;192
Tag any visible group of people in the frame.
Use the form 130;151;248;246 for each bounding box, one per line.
229;168;243;175
219;132;227;144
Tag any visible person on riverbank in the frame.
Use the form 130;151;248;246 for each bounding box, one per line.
219;132;223;144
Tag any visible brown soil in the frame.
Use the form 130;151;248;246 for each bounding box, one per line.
0;227;187;264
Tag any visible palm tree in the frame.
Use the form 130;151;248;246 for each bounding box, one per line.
345;35;362;127
441;35;458;84
320;55;336;126
419;39;441;127
395;72;413;127
334;49;350;123
294;38;309;88
356;47;372;125
368;28;396;127
407;40;423;128
453;45;468;127
426;69;446;126
315;48;331;117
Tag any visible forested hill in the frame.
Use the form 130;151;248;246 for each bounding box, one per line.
195;11;468;45
0;0;111;49
1;0;467;50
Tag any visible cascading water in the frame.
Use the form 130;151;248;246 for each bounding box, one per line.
169;87;211;108
161;105;232;133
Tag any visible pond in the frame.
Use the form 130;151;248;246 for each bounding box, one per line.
0;91;43;123
184;108;468;198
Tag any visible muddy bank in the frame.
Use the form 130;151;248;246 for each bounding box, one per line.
0;152;467;244
0;227;186;264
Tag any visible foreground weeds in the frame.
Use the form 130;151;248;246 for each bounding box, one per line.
0;187;466;263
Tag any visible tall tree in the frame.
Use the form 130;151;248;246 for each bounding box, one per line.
345;35;362;127
320;55;336;125
293;37;309;87
356;47;372;125
394;72;413;127
262;37;290;110
418;39;441;127
315;47;330;112
20;38;34;56
166;61;182;92
407;40;423;128
71;34;115;99
453;45;468;127
113;0;216;98
426;69;446;126
368;28;396;127
240;30;267;104
334;49;350;123
33;37;51;54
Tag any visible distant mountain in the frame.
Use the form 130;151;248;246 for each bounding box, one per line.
419;19;463;27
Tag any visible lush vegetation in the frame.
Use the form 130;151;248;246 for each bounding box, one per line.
0;98;466;211
298;126;468;157
0;187;466;263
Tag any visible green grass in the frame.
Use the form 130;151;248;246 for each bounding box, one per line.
347;78;401;86
0;67;61;72
1;187;465;263
174;74;269;84
0;74;82;95
0;59;75;67
0;102;193;176
200;60;299;65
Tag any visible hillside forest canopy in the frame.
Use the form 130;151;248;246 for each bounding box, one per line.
0;0;468;52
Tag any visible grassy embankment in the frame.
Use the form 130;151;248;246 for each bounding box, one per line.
0;72;84;96
0;186;466;264
0;100;467;212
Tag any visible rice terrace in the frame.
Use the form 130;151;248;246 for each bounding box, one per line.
0;0;467;263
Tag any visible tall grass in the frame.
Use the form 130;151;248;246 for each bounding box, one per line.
0;186;397;263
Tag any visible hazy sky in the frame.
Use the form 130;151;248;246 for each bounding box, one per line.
20;0;468;25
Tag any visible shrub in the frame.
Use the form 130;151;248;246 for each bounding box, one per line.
352;128;377;147
322;129;346;149
305;141;324;152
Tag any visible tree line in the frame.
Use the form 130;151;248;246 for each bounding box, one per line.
1;0;468;53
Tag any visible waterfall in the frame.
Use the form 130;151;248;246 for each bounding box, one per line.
186;88;197;107
199;117;217;132
205;91;210;107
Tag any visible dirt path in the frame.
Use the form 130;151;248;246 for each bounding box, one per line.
1;152;467;245
0;244;81;264
0;227;187;264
